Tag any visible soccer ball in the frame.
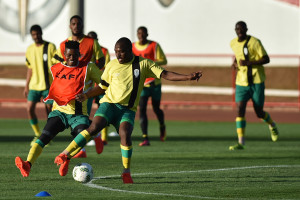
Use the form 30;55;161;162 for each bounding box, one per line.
72;163;93;183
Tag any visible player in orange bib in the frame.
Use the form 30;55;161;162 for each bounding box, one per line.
15;41;102;177
132;26;168;146
52;15;105;157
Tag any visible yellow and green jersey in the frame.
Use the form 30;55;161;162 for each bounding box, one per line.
99;56;164;112
51;62;102;115
26;41;56;91
230;35;268;86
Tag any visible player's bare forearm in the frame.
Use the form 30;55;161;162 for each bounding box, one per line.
75;85;105;102
161;70;202;82
239;55;270;66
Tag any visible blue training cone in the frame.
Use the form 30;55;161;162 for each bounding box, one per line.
35;191;52;197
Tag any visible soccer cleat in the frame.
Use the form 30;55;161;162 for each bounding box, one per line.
160;125;166;142
54;153;68;165
59;159;70;176
94;136;104;154
269;124;279;142
73;150;87;158
122;172;133;184
30;136;38;146
139;139;150;146
102;140;108;145
15;156;31;177
229;143;244;150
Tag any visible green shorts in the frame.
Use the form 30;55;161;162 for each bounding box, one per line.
48;110;90;130
140;84;162;101
28;89;53;104
94;102;136;132
235;82;265;107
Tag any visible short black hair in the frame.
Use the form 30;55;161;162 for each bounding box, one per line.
87;31;98;40
236;21;247;29
137;26;148;34
116;37;132;50
70;15;83;23
30;24;42;34
65;41;80;50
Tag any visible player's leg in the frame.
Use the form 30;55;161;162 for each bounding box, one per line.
27;90;41;146
118;108;135;184
151;84;166;142
139;94;150;146
15;115;65;177
54;102;112;165
252;83;279;141
229;85;250;150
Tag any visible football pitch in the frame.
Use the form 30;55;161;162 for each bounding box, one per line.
1;119;300;199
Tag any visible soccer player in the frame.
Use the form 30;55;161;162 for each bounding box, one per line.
229;21;279;150
15;41;102;177
52;15;105;157
54;37;202;184
86;31;110;146
24;25;56;146
132;26;168;146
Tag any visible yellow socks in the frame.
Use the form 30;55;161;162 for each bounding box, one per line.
120;144;132;169
66;130;91;157
101;127;108;142
27;139;44;165
262;112;275;126
30;119;41;137
236;117;246;144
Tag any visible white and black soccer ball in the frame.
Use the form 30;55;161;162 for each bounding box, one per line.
72;163;93;183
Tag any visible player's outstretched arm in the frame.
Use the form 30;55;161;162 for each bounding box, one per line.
161;70;202;82
75;85;105;102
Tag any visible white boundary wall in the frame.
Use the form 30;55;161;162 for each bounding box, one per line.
0;0;299;66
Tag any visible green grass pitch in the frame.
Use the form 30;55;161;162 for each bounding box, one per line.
1;119;300;199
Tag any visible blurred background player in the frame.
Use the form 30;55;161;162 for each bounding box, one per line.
15;41;102;177
132;26;168;146
229;21;279;150
25;25;56;146
52;15;105;157
54;37;202;183
86;31;110;146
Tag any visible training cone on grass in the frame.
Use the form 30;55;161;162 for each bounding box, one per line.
35;191;52;197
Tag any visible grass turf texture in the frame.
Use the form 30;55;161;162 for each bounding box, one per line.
1;119;300;199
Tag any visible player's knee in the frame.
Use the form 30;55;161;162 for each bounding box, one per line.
39;130;53;145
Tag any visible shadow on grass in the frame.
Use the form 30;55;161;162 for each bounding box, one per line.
1;135;299;142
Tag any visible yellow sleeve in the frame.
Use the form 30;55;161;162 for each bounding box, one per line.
52;47;64;64
99;63;110;90
105;50;110;67
93;40;104;61
25;47;31;68
48;43;57;66
155;43;167;66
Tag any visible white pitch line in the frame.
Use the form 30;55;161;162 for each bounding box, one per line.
85;165;300;200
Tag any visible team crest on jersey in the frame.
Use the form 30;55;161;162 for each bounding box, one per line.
43;53;48;61
134;69;140;78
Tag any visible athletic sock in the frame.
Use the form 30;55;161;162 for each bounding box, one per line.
101;127;108;141
262;112;275;126
26;139;44;165
66;130;91;156
30;118;41;137
120;144;132;169
236;117;246;143
142;134;148;140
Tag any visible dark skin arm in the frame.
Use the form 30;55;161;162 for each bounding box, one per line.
96;57;105;70
161;70;202;82
75;85;105;102
239;55;270;66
